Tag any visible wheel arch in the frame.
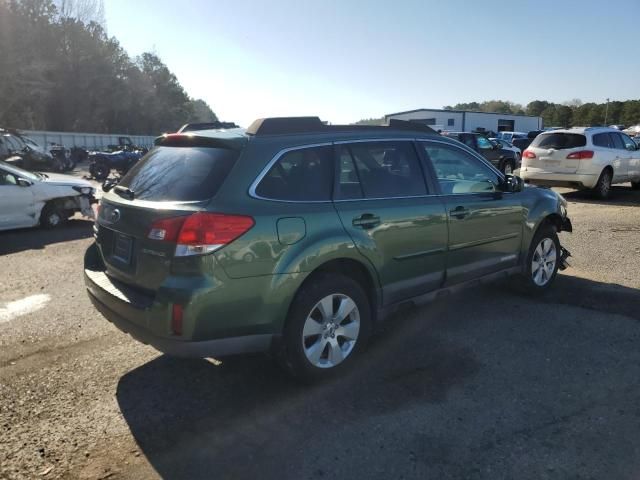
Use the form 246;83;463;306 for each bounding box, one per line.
275;256;382;334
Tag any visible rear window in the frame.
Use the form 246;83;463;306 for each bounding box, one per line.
530;133;586;150
118;146;238;201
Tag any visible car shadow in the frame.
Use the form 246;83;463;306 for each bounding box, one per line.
558;185;640;206
116;301;481;479
0;219;93;255
115;275;640;479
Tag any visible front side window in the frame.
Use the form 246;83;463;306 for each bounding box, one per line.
336;141;427;199
0;170;18;186
422;142;499;195
619;133;637;151
255;145;334;201
609;133;625;150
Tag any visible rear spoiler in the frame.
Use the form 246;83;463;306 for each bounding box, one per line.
154;133;246;150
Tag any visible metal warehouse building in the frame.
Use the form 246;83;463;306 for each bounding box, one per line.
385;108;542;134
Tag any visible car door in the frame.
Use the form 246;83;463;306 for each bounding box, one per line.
619;133;640;181
0;168;36;229
333;140;448;305
607;132;630;182
419;140;524;286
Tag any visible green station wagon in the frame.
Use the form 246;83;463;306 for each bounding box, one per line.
84;117;572;380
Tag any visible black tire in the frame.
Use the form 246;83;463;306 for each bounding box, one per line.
517;222;561;293
92;162;110;180
501;158;515;175
278;273;372;382
593;168;612;199
40;203;67;229
631;181;640;191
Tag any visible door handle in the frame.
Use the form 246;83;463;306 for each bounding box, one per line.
449;206;470;219
352;213;380;229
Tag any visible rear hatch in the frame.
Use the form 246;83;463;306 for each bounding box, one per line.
96;137;242;291
523;132;587;174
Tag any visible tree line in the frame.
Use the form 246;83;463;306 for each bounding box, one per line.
445;99;640;128
0;0;217;135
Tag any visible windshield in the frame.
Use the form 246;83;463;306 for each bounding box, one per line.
530;133;587;150
117;146;239;201
0;160;41;181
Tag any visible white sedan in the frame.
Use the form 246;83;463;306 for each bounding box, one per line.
0;161;95;231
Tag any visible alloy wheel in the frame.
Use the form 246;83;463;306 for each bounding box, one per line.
531;238;557;286
302;293;360;368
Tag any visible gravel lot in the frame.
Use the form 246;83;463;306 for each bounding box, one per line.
1;184;639;480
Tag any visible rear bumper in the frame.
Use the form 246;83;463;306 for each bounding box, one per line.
83;243;283;358
87;289;272;357
520;170;598;189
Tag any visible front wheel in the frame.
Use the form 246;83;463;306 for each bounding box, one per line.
278;273;372;382
40;203;67;229
518;223;560;292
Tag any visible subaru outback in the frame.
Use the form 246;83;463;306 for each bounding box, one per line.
84;117;572;381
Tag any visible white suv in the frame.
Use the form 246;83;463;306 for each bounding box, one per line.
520;127;640;199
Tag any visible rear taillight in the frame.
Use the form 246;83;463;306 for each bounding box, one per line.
147;212;254;257
523;150;536;159
566;150;594;160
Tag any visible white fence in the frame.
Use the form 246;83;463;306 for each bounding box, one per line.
22;130;157;150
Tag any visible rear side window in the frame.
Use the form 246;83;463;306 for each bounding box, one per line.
255;145;334;201
118;146;238;201
530;133;586;150
337;141;427;199
592;133;612;148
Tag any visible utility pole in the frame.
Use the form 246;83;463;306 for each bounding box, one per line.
604;98;610;126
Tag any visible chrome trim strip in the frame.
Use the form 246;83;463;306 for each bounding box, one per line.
449;233;520;251
393;247;446;260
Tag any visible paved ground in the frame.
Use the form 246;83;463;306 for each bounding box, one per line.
1;185;639;480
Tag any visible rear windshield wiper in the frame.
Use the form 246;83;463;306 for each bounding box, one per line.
114;185;135;200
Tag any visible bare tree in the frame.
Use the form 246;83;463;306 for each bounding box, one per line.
56;0;105;26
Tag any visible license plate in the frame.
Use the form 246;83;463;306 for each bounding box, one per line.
113;233;133;264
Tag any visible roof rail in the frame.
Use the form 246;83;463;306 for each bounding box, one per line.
245;116;440;136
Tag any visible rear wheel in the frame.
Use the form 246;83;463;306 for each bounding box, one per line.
40;203;67;229
278;273;372;382
593;168;612;199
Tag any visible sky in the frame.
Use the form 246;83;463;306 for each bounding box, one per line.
105;0;640;127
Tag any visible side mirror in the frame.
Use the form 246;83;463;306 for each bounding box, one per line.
493;142;501;150
17;178;32;187
502;174;523;193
